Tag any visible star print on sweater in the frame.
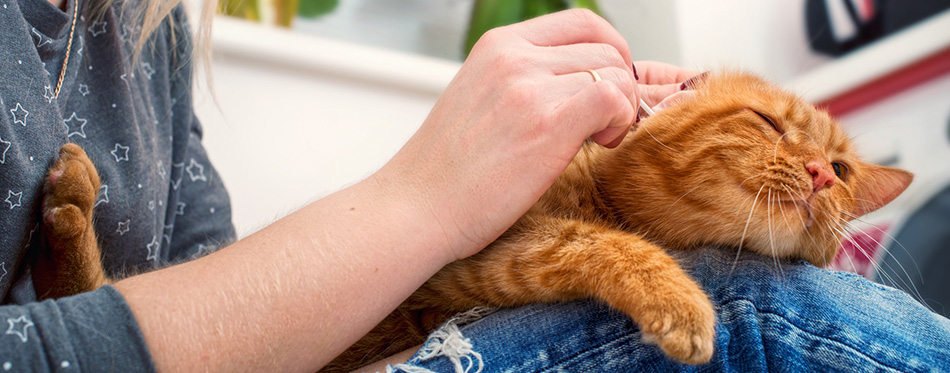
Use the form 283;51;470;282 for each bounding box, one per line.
63;112;88;138
10;104;27;126
110;143;130;162
5;315;33;343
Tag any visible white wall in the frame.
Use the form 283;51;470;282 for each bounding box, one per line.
672;0;832;80
195;19;459;236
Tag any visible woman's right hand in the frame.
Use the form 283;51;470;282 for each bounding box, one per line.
375;9;697;264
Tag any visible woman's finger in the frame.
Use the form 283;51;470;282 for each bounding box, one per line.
551;66;637;103
639;82;684;107
553;79;637;147
508;9;632;68
542;42;631;75
635;60;700;85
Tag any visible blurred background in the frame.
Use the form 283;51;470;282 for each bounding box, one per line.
188;0;950;316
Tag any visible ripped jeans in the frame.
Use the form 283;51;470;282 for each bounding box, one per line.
389;246;950;372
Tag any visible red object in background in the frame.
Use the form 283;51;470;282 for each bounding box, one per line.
831;223;890;278
818;46;950;117
858;0;875;21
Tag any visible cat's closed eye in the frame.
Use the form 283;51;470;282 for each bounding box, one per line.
751;109;782;134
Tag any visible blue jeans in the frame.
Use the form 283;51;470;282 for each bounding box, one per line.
391;247;950;372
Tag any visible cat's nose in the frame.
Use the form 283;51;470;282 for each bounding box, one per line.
806;161;835;192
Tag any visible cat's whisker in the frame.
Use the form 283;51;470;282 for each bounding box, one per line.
827;221;864;275
837;213;924;284
738;173;766;187
766;189;785;279
774;187;799;242
832;218;926;310
662;184;707;218
732;184;767;276
730;174;769;222
638;123;674;152
828;222;904;294
780;184;821;259
835;226;916;306
831;220;880;275
835;216;929;309
840;211;858;219
781;182;810;203
838;198;883;213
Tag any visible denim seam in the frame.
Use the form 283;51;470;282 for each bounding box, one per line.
719;296;904;372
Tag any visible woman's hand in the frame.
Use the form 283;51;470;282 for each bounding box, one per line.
377;9;699;263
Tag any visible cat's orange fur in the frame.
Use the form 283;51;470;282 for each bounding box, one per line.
35;72;912;371
33;143;111;300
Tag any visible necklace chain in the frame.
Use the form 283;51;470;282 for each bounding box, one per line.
53;0;79;99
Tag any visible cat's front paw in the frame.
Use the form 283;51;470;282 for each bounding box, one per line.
33;143;108;299
639;282;716;365
43;144;100;238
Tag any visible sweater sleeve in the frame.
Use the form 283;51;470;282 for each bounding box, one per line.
0;286;155;372
164;112;237;262
160;7;236;262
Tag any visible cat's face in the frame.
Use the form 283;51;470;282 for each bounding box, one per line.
603;72;911;266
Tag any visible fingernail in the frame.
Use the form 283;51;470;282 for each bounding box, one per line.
680;72;709;91
632;63;639;81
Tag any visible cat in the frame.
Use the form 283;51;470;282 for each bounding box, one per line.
34;71;912;371
322;70;912;371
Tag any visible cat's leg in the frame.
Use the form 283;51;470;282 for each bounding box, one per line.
32;143;110;300
416;216;716;364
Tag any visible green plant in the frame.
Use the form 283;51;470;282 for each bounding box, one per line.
218;0;338;27
218;0;261;22
297;0;339;19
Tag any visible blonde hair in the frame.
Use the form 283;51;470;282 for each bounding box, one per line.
87;0;216;80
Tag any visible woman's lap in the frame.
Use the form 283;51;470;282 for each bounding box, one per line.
390;247;950;372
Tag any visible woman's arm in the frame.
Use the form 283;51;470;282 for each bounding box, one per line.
116;173;455;371
115;9;694;371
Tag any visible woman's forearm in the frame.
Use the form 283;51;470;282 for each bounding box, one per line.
115;173;453;371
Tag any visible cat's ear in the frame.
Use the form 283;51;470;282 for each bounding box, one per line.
652;91;697;113
849;163;913;217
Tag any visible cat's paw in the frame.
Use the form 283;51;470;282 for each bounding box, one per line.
639;283;716;365
33;143;107;299
43;143;100;237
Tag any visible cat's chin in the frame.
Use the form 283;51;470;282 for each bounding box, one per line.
742;227;839;267
774;198;815;228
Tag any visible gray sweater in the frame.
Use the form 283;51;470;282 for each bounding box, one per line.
0;0;236;370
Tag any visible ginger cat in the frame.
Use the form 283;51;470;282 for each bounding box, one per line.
34;72;912;370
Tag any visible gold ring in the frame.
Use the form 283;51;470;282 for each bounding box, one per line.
586;69;601;83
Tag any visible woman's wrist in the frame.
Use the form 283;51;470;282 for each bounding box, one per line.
362;159;468;268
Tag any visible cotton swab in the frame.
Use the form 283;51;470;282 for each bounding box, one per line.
639;98;656;117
